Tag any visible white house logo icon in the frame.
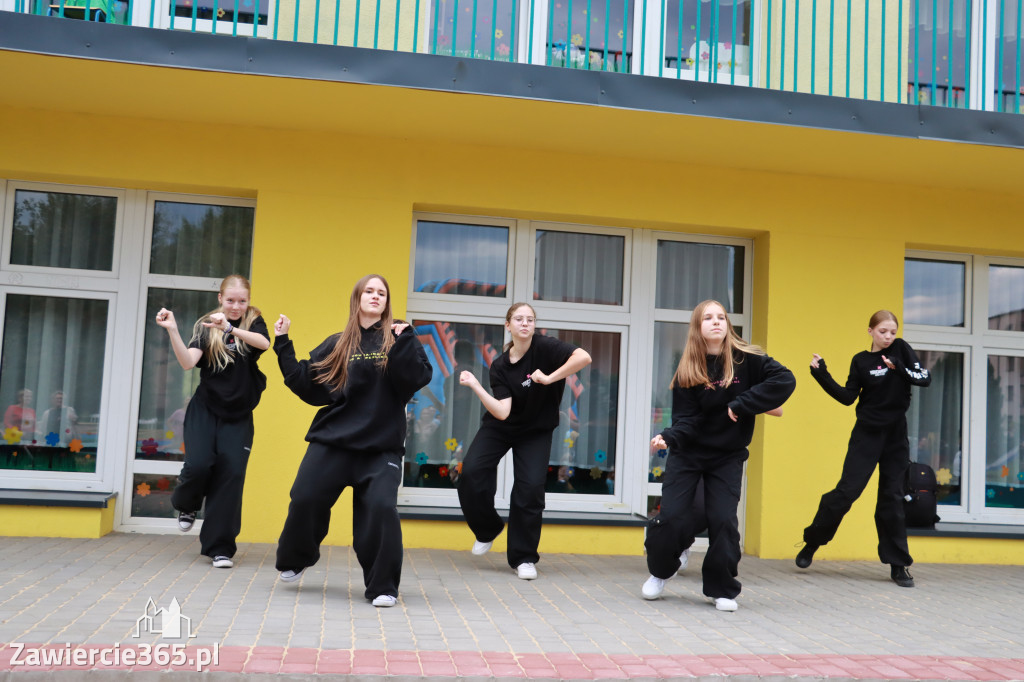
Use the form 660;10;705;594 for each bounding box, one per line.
133;598;196;640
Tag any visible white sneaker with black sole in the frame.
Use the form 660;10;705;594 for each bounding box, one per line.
212;556;233;569
177;511;196;532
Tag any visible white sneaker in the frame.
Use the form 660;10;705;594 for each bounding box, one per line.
212;556;233;569
714;597;738;612
371;595;397;607
641;575;666;600
279;568;306;583
516;562;538;580
471;540;493;556
677;547;691;573
177;511;196;532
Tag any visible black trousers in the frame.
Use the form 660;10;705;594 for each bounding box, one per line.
171;398;253;559
802;419;913;566
646;449;745;600
276;442;404;600
457;426;552;568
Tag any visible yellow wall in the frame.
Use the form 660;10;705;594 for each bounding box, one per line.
2;52;1024;564
0;503;116;539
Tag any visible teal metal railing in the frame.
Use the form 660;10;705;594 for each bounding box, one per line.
7;0;1023;114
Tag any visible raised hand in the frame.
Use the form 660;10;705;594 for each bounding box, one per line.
275;314;291;335
155;308;177;330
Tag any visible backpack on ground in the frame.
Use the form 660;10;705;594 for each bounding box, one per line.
904;462;940;529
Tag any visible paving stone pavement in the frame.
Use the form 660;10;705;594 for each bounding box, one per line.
1;533;1022;680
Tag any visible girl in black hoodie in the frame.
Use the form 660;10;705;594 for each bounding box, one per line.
273;274;432;607
795;310;931;588
643;300;795;611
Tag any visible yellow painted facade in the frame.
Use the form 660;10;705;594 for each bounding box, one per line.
1;48;1023;564
0;503;116;539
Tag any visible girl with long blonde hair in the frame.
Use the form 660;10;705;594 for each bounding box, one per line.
272;274;432;607
155;274;271;569
644;300;795;611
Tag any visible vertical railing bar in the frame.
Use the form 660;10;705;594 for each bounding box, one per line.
812;0;818;93
694;0;701;80
566;0;574;67
58;0;66;18
313;0;322;43
509;0;518;62
997;0;1005;111
881;0;886;101
602;0;610;70
231;0;239;34
469;0;478;57
962;0;971;107
766;0;772;89
333;0;341;44
946;0;954;104
981;0;988;109
844;0;851;97
546;0;554;64
373;0;382;48
84;0;92;22
929;0;937;105
828;0;834;95
793;0;799;90
657;0;665;76
677;0;683;78
624;0;630;72
272;0;280;38
864;0;869;99
730;0;736;84
528;0;538;64
913;0;920;104
354;0;362;45
393;0;401;51
780;0;786;90
711;0;719;83
897;0;903;103
149;0;156;28
1016;0;1022;112
191;0;198;32
489;0;498;59
584;0;592;69
431;0;441;53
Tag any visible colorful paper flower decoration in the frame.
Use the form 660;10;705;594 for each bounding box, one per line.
156;477;171;491
935;467;953;486
594;450;607;463
140;438;159;456
564;437;575;448
166;431;175;439
445;438;458;452
590;466;602;479
1001;465;1010;478
45;432;60;447
4;427;22;444
439;466;449;477
987;488;995;499
415;452;429;464
651;466;663;478
1018;472;1024;483
565;467;575;478
657;448;667;458
69;438;84;453
136;482;151;497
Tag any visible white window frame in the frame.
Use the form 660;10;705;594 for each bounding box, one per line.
119;191;257;533
2;181;126;281
905;251;1024;525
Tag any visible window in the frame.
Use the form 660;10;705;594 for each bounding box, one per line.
430;0;520;59
904;251;1024;524
545;0;635;71
412;219;510;299
533;227;625;306
659;0;752;83
8;189;118;272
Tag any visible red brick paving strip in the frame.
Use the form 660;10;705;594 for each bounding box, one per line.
3;644;1024;679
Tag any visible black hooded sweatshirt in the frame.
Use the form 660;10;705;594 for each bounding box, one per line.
275;323;433;453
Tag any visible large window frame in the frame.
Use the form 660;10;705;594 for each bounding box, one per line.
905;250;1024;525
406;212;754;521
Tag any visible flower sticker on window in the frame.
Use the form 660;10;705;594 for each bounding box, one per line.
594;449;607;463
166;430;175;439
1001;465;1010;478
4;427;23;444
494;29;503;39
415;452;429;465
69;438;84;453
136;482;151;497
439;465;449;477
141;438;159;457
590;466;602;479
445;438;459;452
571;33;583;47
44;432;60;447
651;466;663;478
657;448;667;458
935;467;953;486
156;477;171;491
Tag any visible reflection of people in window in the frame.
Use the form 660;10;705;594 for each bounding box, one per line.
4;389;36;438
39;390;78;446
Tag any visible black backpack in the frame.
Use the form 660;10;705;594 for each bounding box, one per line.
904;462;940;529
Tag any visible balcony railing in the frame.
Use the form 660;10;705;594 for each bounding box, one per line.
6;0;1023;114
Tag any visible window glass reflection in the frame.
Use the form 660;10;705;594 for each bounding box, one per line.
149;201;254;278
413;221;509;297
656;241;743;312
986;354;1024;509
663;0;752;80
904;258;965;326
11;189;117;271
988;265;1024;331
534;230;624;305
650;321;686;482
908;350;963;505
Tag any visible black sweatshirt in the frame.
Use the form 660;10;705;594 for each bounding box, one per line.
484;334;578;434
809;337;931;427
275;324;433;453
189;315;270;421
660;351;796;455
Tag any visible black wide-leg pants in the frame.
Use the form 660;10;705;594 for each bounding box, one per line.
457;426;552;568
171;398;253;559
276;442;404;599
646;449;745;600
802;419;913;566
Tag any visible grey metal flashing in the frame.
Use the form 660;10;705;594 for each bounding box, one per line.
3;11;1024;148
0;488;117;508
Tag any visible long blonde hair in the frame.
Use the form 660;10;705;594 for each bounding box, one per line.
191;274;261;372
671;300;765;389
869;309;899;329
312;274;396;391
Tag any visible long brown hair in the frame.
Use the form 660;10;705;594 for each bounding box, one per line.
312;274;396;391
190;274;261;372
502;302;537;353
671;300;764;389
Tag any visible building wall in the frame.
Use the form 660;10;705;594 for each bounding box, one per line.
2;57;1023;564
